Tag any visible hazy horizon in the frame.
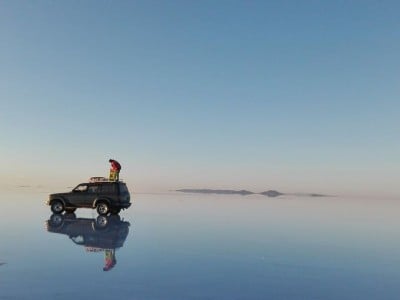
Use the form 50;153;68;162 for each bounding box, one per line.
0;177;396;199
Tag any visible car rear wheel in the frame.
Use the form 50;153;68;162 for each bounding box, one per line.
96;202;110;215
51;200;64;214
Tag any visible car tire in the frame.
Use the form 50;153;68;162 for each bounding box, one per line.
49;214;64;227
51;200;65;214
96;202;110;215
95;215;109;229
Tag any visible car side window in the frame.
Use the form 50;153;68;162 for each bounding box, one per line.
74;184;88;192
88;185;99;193
99;184;115;193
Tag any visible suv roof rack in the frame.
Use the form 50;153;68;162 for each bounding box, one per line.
89;177;109;183
88;177;124;183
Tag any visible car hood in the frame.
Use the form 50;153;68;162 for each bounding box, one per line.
50;192;71;198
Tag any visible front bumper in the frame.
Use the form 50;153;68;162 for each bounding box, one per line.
119;203;131;209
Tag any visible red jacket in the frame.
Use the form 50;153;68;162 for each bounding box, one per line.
110;160;121;171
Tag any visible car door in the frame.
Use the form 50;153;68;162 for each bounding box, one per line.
68;184;90;207
86;184;100;207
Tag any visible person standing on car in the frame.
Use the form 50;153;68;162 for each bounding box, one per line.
109;159;121;181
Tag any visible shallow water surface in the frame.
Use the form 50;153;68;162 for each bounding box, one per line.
1;191;400;299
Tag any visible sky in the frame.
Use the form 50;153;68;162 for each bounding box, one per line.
0;1;399;196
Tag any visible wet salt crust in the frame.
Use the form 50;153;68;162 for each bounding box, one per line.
1;191;399;300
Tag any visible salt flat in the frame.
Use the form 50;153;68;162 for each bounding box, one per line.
1;191;399;299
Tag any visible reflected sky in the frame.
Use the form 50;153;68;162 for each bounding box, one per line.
1;191;400;299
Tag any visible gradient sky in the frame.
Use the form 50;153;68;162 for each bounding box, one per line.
1;1;399;196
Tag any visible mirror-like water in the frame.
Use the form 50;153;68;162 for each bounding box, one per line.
1;191;400;299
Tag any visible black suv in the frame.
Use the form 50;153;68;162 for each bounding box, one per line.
46;180;131;215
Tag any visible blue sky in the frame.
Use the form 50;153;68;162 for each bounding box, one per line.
1;1;399;196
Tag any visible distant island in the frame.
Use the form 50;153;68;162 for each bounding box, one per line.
260;190;284;197
176;189;254;195
176;189;329;197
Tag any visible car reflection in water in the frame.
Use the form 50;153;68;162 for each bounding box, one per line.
45;213;130;271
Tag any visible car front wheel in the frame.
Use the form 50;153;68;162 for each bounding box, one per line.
51;200;64;214
96;202;110;215
95;215;108;228
49;214;64;227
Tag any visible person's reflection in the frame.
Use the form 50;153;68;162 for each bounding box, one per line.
45;214;130;271
103;249;116;271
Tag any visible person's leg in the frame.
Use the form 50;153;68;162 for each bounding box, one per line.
116;171;120;181
109;170;116;181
